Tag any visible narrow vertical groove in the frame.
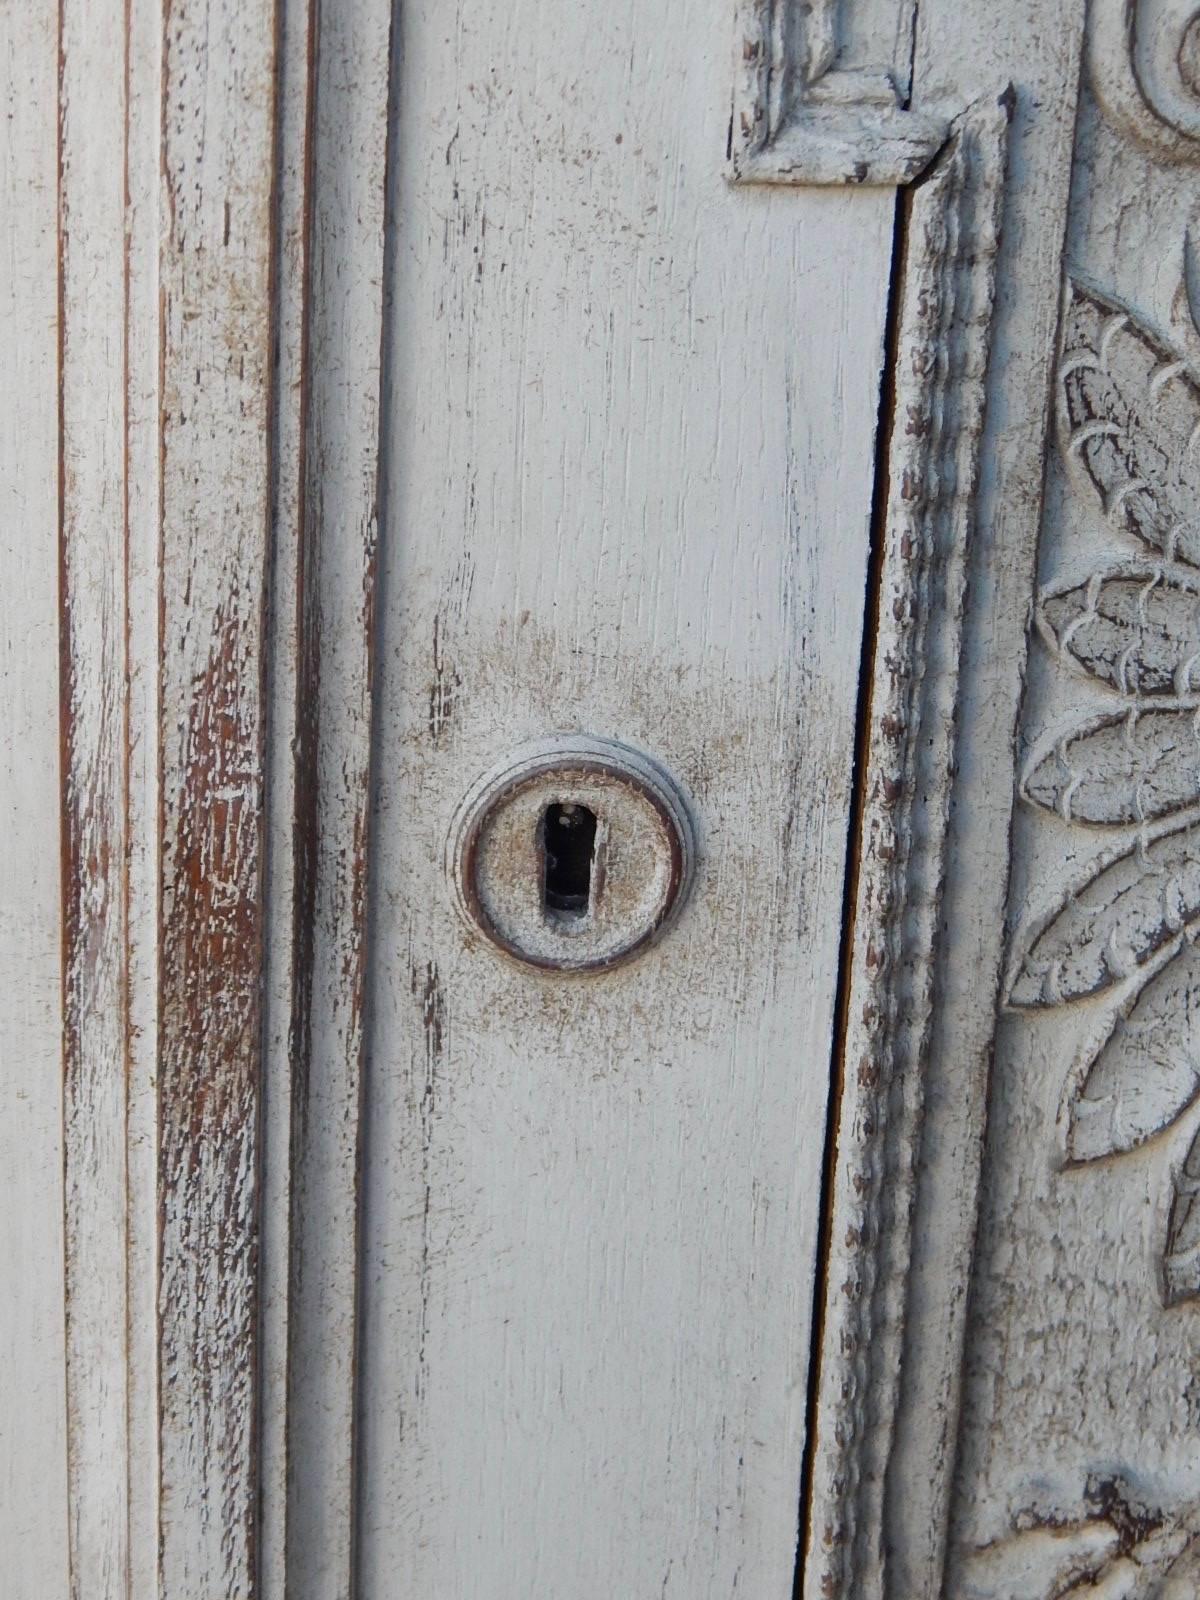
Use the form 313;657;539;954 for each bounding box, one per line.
123;1;165;1586
283;0;391;1591
259;0;317;1589
120;4;135;1588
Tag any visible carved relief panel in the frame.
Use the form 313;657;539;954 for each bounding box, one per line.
947;14;1200;1594
730;2;1200;1597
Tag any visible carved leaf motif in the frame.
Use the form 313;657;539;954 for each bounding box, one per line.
1022;707;1200;823
1164;1119;1200;1306
1008;827;1200;1008
1040;565;1200;695
962;1522;1199;1599
1017;274;1200;1300
960;1482;1200;1599
1060;281;1200;567
1068;938;1200;1162
958;1522;1120;1599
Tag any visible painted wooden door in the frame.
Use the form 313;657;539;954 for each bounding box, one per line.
7;0;1200;1597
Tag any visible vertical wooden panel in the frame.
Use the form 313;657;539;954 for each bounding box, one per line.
156;0;276;1588
0;7;70;1595
124;4;165;1590
55;0;389;1587
259;0;311;1587
58;0;131;1590
360;2;895;1593
285;0;391;1592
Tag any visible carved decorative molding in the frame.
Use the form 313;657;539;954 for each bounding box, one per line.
1089;0;1200;160
728;0;949;185
803;89;1011;1600
56;0;390;1591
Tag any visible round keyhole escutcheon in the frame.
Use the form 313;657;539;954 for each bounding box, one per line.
449;736;695;973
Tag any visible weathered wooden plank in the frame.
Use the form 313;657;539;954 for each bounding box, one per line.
156;0;277;1589
359;2;895;1593
124;4;164;1591
0;6;70;1595
58;0;132;1590
259;0;310;1590
283;0;390;1593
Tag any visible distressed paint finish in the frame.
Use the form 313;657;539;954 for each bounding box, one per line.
945;6;1200;1586
360;1;894;1594
125;4;167;1588
881;2;1088;1592
803;92;1010;1600
728;0;949;185
58;0;133;1590
1;6;70;1598
14;1;1200;1597
284;0;391;1592
49;0;391;1589
259;0;310;1587
156;0;276;1589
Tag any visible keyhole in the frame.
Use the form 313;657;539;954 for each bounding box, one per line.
542;802;597;922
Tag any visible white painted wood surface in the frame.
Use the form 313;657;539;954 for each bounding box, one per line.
359;3;894;1594
0;8;69;1598
7;1;1200;1597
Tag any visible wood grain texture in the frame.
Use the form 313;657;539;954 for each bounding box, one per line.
0;7;70;1597
58;0;132;1589
803;90;1009;1600
52;0;390;1588
284;0;390;1592
259;0;310;1590
360;2;894;1593
156;0;276;1588
124;5;166;1589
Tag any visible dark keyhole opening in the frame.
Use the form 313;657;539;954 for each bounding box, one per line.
542;802;597;921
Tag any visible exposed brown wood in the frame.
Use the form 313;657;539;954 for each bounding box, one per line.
156;0;277;1588
58;0;132;1589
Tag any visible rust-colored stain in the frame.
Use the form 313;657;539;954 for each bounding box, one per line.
158;600;263;1577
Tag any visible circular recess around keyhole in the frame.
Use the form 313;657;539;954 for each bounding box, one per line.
448;736;695;973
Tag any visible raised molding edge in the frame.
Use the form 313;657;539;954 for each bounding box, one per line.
728;0;950;186
801;90;1012;1600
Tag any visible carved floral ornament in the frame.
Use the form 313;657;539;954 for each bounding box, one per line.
1005;270;1200;1306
